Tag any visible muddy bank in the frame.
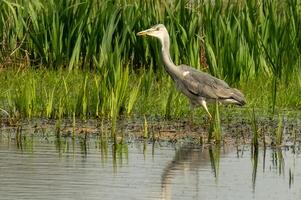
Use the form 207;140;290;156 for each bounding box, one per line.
0;114;301;146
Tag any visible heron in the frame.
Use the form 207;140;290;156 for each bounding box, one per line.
137;24;246;119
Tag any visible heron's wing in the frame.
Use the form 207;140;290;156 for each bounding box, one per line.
179;65;233;100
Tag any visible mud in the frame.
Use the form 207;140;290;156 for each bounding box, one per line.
0;113;300;146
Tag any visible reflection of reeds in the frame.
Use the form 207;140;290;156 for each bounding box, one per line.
16;126;23;149
250;107;259;190
289;168;294;189
79;132;88;155
112;141;128;172
209;146;221;179
276;149;285;175
55;119;61;139
251;145;259;191
271;149;285;175
99;134;109;165
14;127;34;152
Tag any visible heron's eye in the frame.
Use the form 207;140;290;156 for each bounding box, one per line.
156;27;160;31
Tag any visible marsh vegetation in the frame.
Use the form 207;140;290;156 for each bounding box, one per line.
0;0;301;143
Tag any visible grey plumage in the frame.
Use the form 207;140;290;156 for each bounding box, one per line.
177;64;246;106
137;24;246;118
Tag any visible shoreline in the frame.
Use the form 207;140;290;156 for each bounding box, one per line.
1;115;300;147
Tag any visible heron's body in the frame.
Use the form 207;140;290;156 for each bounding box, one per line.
137;24;246;118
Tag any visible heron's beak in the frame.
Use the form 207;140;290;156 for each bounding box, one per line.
136;28;154;36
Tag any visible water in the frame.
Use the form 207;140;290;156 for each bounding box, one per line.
0;134;300;200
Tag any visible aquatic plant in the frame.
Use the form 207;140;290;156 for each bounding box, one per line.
0;0;300;122
143;115;148;139
208;102;222;144
275;115;283;146
250;108;259;148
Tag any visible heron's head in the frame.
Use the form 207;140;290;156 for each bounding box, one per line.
137;24;168;42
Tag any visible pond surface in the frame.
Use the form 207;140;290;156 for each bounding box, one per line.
0;134;300;200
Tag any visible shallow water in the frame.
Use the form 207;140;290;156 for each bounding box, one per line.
0;134;300;200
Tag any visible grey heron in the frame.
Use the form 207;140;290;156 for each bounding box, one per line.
137;24;246;119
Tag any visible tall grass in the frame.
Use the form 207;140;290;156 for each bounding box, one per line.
1;0;300;75
0;0;300;120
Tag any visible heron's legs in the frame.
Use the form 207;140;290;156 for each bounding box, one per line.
201;100;212;119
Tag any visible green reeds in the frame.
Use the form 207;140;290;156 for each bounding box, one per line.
143;115;148;139
44;86;55;118
76;74;88;119
250;108;259;148
208;102;222;144
1;0;300;83
275;115;283;146
11;73;38;118
0;0;300;121
126;77;141;116
109;65;129;137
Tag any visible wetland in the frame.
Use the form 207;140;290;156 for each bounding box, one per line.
1;0;301;199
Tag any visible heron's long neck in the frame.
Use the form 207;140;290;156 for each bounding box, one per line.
161;36;181;77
